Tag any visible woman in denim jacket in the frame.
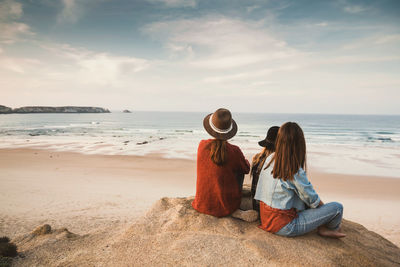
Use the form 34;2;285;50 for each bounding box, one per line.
255;122;346;238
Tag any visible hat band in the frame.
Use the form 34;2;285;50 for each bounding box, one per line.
209;114;233;134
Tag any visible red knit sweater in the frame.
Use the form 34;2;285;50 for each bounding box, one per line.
192;139;250;217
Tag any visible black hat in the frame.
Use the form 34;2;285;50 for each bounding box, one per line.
258;126;280;148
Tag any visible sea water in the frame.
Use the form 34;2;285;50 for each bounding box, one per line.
0;112;399;177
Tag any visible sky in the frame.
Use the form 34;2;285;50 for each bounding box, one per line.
0;0;399;114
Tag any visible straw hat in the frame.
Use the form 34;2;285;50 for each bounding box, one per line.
203;108;237;140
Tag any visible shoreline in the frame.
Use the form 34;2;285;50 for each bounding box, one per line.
0;148;399;247
1;142;399;178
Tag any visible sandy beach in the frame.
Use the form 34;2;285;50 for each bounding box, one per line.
0;149;196;238
1;148;399;250
0;149;400;265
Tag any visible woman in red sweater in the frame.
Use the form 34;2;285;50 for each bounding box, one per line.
192;108;258;222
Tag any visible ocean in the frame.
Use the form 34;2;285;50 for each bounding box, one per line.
0;111;399;177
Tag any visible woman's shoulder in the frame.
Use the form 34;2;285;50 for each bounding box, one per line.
199;139;212;146
258;154;274;175
260;153;274;168
293;168;310;184
295;167;306;176
197;139;213;153
225;142;243;152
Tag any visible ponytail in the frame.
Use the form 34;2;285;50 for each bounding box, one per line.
210;139;227;165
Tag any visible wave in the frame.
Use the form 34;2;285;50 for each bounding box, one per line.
237;134;260;137
175;130;193;133
367;136;393;142
376;131;394;135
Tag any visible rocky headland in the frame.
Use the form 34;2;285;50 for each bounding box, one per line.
0;105;110;114
0;105;12;114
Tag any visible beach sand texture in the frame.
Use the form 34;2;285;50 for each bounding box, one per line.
9;197;400;266
1;149;400;266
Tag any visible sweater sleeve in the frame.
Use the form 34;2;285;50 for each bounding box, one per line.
235;146;250;174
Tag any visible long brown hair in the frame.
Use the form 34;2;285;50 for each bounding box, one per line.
252;148;272;175
270;122;307;181
209;139;227;165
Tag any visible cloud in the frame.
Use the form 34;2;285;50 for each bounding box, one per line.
314;22;328;27
0;41;154;111
144;16;302;70
0;0;33;43
0;0;22;19
246;5;260;13
1;1;399;113
374;34;400;45
57;0;82;23
143;14;400;92
343;5;367;14
0;46;42;73
203;64;300;83
147;0;197;8
0;22;33;44
341;34;400;50
40;43;150;85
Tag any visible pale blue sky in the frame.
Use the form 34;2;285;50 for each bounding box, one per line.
0;0;399;114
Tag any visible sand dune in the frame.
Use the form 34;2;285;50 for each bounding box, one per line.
11;195;400;266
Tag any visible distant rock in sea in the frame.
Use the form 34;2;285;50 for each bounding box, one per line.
123;109;132;113
136;141;148;145
0;105;110;114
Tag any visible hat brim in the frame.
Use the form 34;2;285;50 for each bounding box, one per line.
258;139;267;147
258;139;275;148
203;113;238;140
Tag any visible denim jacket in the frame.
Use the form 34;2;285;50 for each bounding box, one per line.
254;154;320;211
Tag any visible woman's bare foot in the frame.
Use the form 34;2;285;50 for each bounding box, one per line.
318;225;346;238
231;209;259;222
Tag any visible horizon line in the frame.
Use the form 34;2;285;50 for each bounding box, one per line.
2;105;399;116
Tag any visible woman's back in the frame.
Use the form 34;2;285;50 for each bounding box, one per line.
192;139;250;217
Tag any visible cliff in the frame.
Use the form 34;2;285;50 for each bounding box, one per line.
0;105;110;114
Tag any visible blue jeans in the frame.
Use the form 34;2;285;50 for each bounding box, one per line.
276;202;343;237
